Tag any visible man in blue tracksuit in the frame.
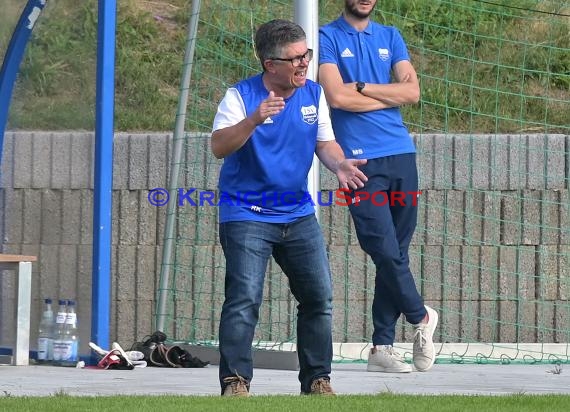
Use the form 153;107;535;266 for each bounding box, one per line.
319;0;439;373
212;19;367;396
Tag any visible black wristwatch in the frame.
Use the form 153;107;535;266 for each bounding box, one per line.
356;81;366;93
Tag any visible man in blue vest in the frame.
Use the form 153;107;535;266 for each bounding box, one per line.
319;0;439;373
212;19;367;396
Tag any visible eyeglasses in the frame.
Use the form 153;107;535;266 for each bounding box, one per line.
270;49;313;67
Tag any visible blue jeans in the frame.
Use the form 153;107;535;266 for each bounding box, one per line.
348;154;426;345
218;214;333;393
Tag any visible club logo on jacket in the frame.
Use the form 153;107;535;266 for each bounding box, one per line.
378;48;390;61
301;105;317;125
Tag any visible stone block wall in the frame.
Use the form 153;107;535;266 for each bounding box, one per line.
0;132;568;355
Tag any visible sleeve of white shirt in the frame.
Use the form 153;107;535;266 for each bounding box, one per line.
316;86;335;142
212;88;246;132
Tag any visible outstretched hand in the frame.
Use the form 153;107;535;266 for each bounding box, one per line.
250;91;285;125
336;159;368;189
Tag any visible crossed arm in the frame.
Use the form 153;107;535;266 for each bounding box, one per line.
318;60;420;113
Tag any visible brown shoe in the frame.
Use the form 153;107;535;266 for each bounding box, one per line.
222;375;250;397
308;377;335;395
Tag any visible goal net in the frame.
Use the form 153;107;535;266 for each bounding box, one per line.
158;0;570;364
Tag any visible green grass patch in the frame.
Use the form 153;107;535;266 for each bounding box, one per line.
2;394;570;412
1;0;568;133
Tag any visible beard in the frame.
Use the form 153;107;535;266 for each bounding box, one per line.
344;1;376;19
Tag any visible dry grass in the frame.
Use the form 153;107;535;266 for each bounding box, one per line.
0;2;27;53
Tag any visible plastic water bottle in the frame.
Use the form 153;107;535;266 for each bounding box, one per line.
37;298;54;363
60;300;79;366
52;299;68;364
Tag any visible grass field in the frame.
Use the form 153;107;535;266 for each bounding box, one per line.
1;0;568;132
2;394;570;411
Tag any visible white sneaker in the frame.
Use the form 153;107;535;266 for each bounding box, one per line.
367;345;412;373
413;305;439;371
112;342;134;367
89;341;108;358
88;342;143;362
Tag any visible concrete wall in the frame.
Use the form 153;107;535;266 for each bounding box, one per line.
0;132;568;355
0;132;171;355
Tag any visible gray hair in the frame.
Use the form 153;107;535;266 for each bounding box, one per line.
254;19;306;71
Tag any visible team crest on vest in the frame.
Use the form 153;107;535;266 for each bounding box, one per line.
300;105;317;125
378;48;390;61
